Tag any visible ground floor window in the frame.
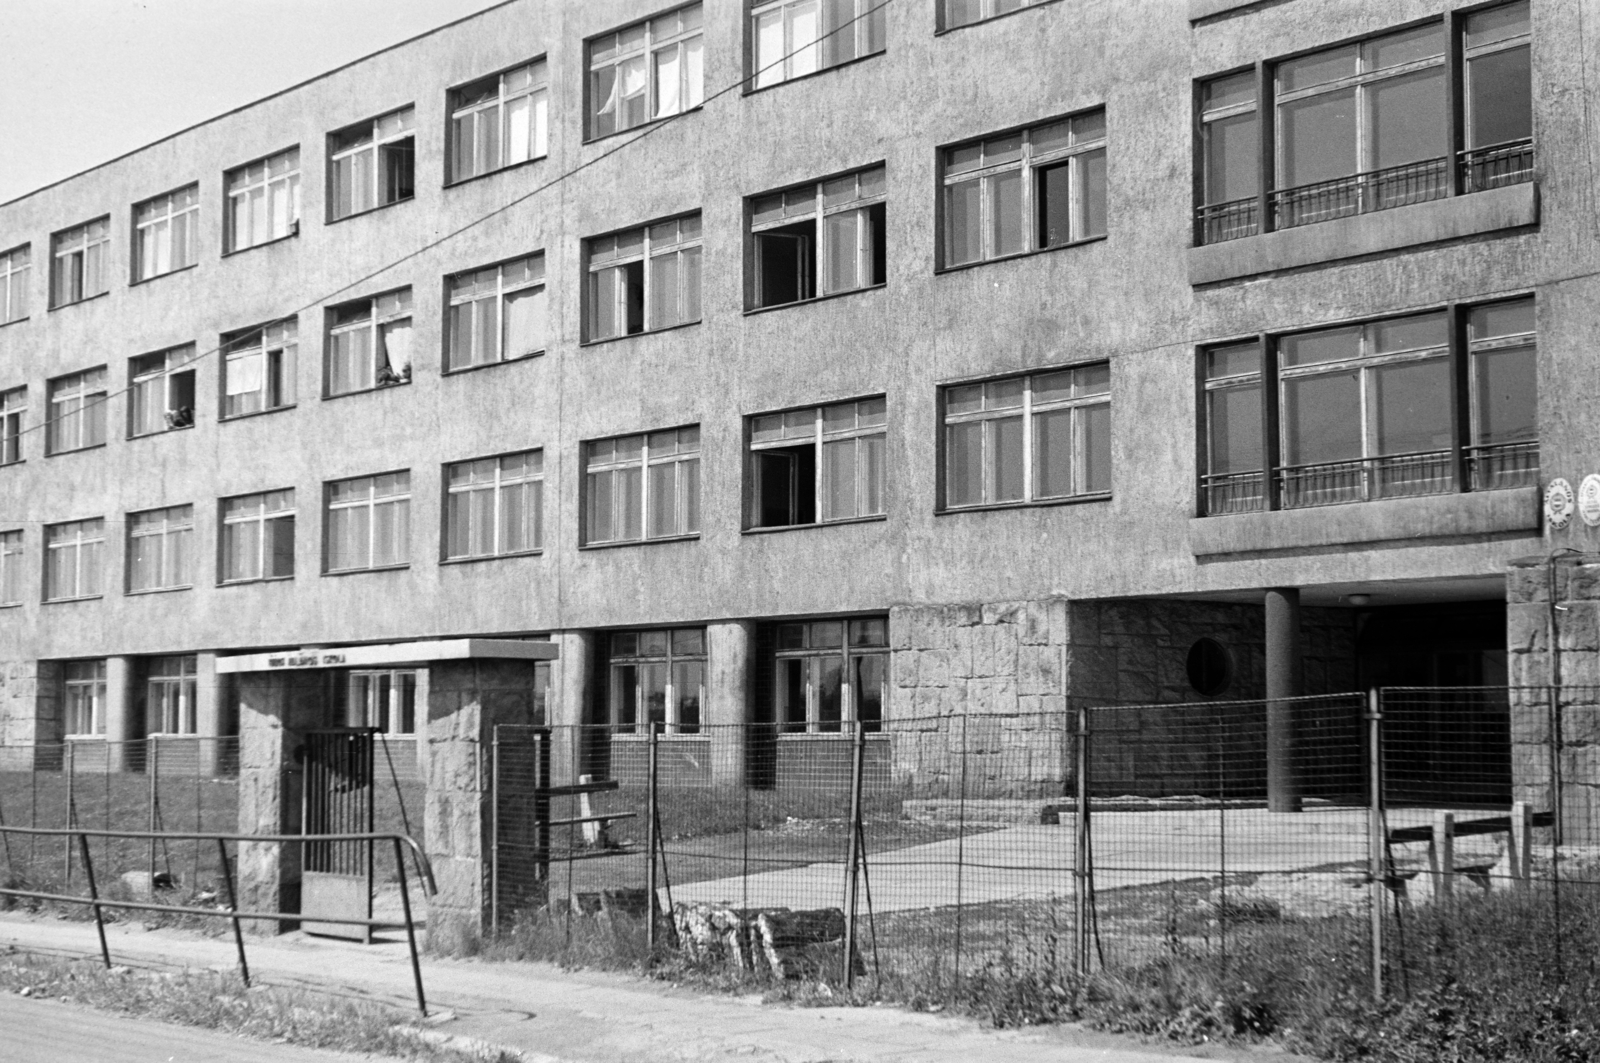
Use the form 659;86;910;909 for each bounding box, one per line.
606;628;705;735
63;659;107;736
773;617;887;734
145;654;198;734
333;669;419;735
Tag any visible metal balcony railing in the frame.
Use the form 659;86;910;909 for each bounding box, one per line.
1467;439;1539;491
1196;197;1260;244
1278;450;1455;510
1202;470;1266;515
1460;138;1535;193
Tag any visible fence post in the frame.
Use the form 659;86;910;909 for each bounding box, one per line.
1509;800;1531;886
76;831;111;969
645;719;660;958
215;837;251;986
490;725;500;937
1367;688;1384;1004
1429;812;1454;903
843;719;866;989
1074;703;1091;977
64;742;76;885
148;738;159;887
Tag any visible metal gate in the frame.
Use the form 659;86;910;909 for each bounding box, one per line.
302;728;375;941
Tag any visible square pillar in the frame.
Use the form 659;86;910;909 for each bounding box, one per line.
706;621;753;789
549;630;592;785
194;652;225;776
235;670;324;932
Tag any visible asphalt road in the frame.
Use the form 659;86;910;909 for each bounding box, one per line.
0;993;366;1063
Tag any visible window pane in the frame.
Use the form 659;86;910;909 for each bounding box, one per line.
1077;149;1107;238
647;462;678;537
989;415;1024;501
682;458;700;533
779;658;806;732
1368;67;1446;170
1280;88;1357;186
946;421;983;506
650;251;680;328
1372;358;1452;455
816;655;843;733
1468;46;1532;146
642;662;668;726
1081;403;1112;494
824;210;859;292
618;465;642;540
505;94;531;163
1279;44;1356;91
680;246;702;322
790;0;821;78
989;169;1024;256
673;660;703;733
823;438;858;520
590;267;618;339
1365;23;1445;70
1474;346;1537;445
1281;326;1361;366
1209;385;1262;474
945;179;982;265
754;10;784;89
853;654;885;730
1283;372;1362;465
1038;162;1072;248
1204;71;1256;112
860;433;884;515
503;286;546;357
613;664;638;729
654;44;681;118
1033;408;1073;498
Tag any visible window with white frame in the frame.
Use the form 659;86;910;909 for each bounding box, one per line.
133;185;199;282
326;472;410;572
221;489;295;583
584;427;700;545
64;660;107;736
751;165;885;308
942;110;1106;268
222;318;297;418
50;218;109;308
607;629;704;734
773;618;887;733
44;518;104;601
0;530;22;605
586;215;702;340
1;387;25;465
129;346;197;436
337;669;419;735
127;505;193;593
940;0;1050;30
226;148;300;253
588;3;703;139
943;365;1111;509
446;254;546;371
749;397;885;528
445;450;543;559
0;245;29;323
327;289;412;394
329;108;415;220
145;655;197;735
751;0;885;89
47;368;107;455
451;61;549;182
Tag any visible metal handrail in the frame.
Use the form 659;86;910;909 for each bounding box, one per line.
0;825;435;1015
1272;156;1450;229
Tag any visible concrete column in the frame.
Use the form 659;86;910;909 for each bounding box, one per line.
549;630;592;784
235;670;323;932
103;656;137;772
29;660;64;769
194;652;223;776
1265;588;1302;813
706;620;753;789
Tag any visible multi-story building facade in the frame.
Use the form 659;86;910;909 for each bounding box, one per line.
0;0;1589;808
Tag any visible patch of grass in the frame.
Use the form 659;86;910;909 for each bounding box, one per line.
482;904;652;971
0;946;518;1062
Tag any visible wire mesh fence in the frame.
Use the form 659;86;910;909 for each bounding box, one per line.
484;687;1598;1016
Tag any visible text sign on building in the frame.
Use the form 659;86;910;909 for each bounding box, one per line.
1579;474;1600;528
1546;478;1575;530
265;652;347;669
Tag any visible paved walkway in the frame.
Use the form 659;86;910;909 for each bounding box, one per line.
0;913;1312;1063
671;806;1466;912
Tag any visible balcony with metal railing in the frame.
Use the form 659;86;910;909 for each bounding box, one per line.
1460;138;1534;193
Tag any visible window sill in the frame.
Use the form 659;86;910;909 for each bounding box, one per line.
1189;182;1539;285
130;262;198;289
218;575;295;587
220;403;297;424
46;443;108;459
742;50;885;96
65;734;106;741
1188;485;1540;557
579;534;700;552
938;493;1111;516
441;351;543;377
742;515;887;536
580;319;700;349
323;379;412;402
776;731;887;739
322;564;411;578
326;195;414;227
936;234;1107;276
0;315;30;330
127;585;192;596
610;732;707;741
440;550;544;566
47;290;110;314
583;105;702;146
129;423;195;441
0;601;21;609
43;595;104;605
1;459;24;469
445;154;548;189
743;283;885;317
223;228;300;259
936;0;1066;34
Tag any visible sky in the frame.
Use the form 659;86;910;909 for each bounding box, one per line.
0;0;510;203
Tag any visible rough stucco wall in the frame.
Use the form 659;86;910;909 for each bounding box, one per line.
1507;555;1600;845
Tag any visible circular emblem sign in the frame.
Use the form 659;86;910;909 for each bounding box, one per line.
1579;474;1600;528
1546;478;1575;530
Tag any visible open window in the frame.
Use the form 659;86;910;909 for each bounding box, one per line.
222;318;297;418
1;387;26;465
587;3;703;139
773;618;887;734
748;397;886;528
586;216;701;341
751;166;885;309
327;289;413;395
329;108;414;220
129;346;197;436
606;629;705;735
751;0;885;89
450;60;548;182
50;218;109;308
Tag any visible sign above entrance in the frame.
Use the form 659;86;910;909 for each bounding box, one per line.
215;638;559;673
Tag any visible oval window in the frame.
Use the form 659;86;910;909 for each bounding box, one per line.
1186;637;1233;697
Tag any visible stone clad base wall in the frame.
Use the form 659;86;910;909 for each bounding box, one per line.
889;597;1356;800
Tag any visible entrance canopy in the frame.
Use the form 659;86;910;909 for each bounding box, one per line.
216;638;558;674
